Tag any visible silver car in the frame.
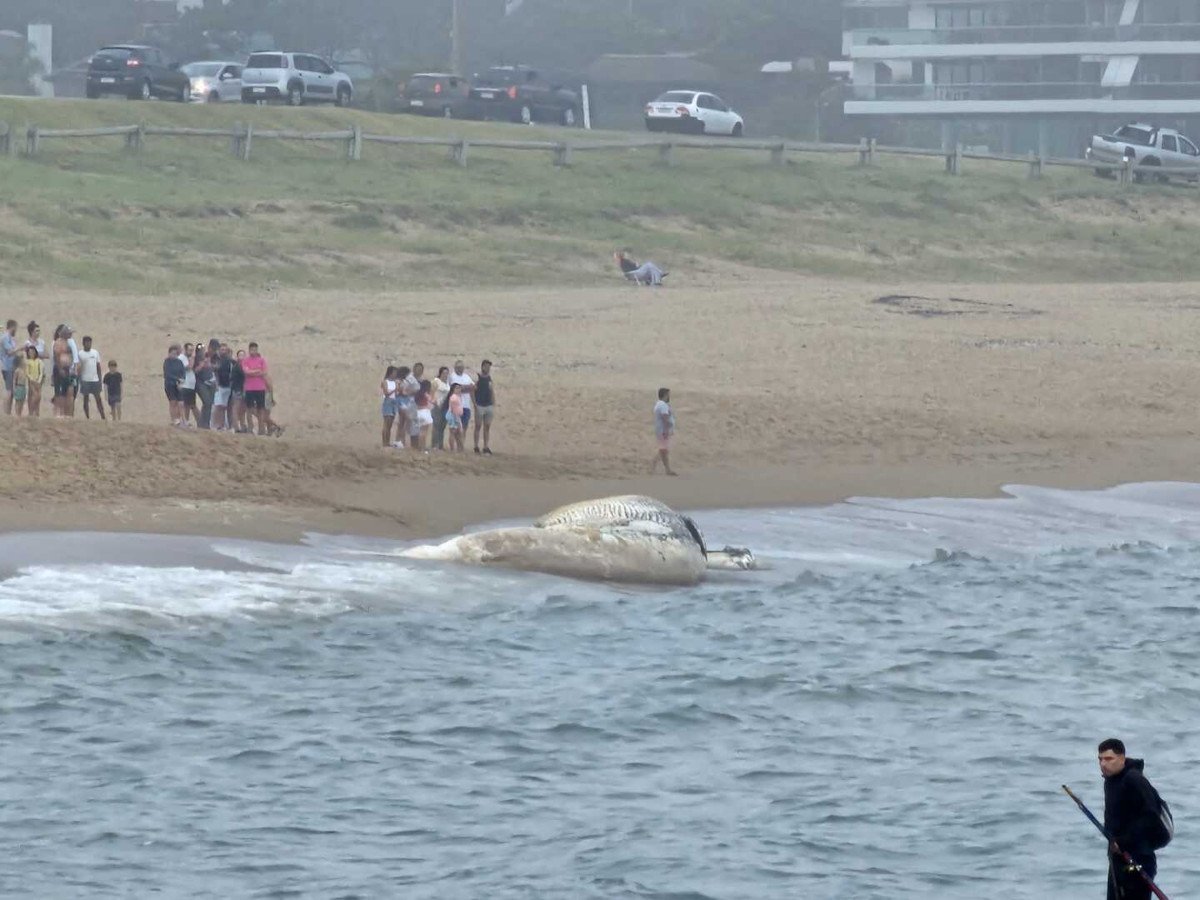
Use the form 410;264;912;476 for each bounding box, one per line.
240;51;353;106
182;61;243;103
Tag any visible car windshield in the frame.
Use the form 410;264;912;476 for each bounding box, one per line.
478;68;524;86
654;91;696;103
246;53;285;70
93;48;135;61
1113;125;1154;145
182;63;222;77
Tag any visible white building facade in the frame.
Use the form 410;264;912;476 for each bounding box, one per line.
842;0;1200;154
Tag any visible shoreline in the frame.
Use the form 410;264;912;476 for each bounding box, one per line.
4;434;1199;546
4;276;1200;549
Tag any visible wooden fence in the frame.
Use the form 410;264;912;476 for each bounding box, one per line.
3;119;1193;186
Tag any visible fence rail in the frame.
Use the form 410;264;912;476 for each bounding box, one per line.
8;120;1193;187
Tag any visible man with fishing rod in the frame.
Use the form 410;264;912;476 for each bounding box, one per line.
1064;738;1174;900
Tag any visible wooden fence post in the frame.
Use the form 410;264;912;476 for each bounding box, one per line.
124;123;144;154
659;141;675;166
347;124;362;161
1026;150;1043;180
857;137;870;165
869;137;877;164
25;124;38;157
0;121;9;156
1120;157;1133;187
240;122;253;161
449;139;468;166
769;141;785;165
553;142;572;167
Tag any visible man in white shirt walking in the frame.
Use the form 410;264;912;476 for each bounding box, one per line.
77;335;106;421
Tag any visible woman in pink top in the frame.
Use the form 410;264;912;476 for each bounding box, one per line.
240;341;270;435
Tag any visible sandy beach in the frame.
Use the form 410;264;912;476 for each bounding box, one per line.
2;274;1199;542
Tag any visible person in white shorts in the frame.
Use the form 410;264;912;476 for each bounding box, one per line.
212;343;234;431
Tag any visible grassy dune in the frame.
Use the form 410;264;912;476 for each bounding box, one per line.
0;96;1196;293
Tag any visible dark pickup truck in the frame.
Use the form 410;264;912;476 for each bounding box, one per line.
467;66;579;126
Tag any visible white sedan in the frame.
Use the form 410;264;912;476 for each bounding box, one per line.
644;90;744;136
182;61;243;102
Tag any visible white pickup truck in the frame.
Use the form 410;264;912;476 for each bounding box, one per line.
1086;123;1200;181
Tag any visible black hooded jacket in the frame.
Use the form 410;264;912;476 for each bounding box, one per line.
1103;758;1162;856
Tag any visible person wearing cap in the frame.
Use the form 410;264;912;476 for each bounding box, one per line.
62;324;80;417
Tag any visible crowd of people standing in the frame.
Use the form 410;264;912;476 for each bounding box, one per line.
2;320;122;420
162;339;283;435
5;320;680;475
380;358;496;453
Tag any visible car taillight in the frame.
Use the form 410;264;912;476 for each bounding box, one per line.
676;105;689;115
126;58;141;67
434;82;442;94
507;85;517;99
644;104;652;113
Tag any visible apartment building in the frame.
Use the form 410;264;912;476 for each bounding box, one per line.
842;0;1200;154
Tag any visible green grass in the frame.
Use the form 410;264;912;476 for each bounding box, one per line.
0;96;1195;293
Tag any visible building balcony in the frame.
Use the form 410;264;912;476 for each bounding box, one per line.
851;81;1200;101
846;23;1200;47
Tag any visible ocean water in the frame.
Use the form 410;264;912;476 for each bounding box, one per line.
2;483;1199;899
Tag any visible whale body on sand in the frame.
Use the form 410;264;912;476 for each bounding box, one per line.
400;495;755;586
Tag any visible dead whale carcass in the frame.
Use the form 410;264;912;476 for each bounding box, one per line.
400;495;755;586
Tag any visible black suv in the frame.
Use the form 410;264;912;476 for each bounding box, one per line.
86;45;191;101
400;73;472;118
467;66;579;126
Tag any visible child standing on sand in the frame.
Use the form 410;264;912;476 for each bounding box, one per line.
104;360;123;422
445;382;465;452
11;355;27;416
24;346;42;417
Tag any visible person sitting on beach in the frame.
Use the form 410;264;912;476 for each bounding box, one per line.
615;249;667;287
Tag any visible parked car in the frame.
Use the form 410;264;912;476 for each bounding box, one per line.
181;61;243;103
644;90;744;136
1086;122;1200;181
85;44;191;101
401;72;472;118
240;51;353;106
467;66;579;126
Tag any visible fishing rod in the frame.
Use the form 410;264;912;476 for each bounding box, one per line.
1062;784;1171;900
